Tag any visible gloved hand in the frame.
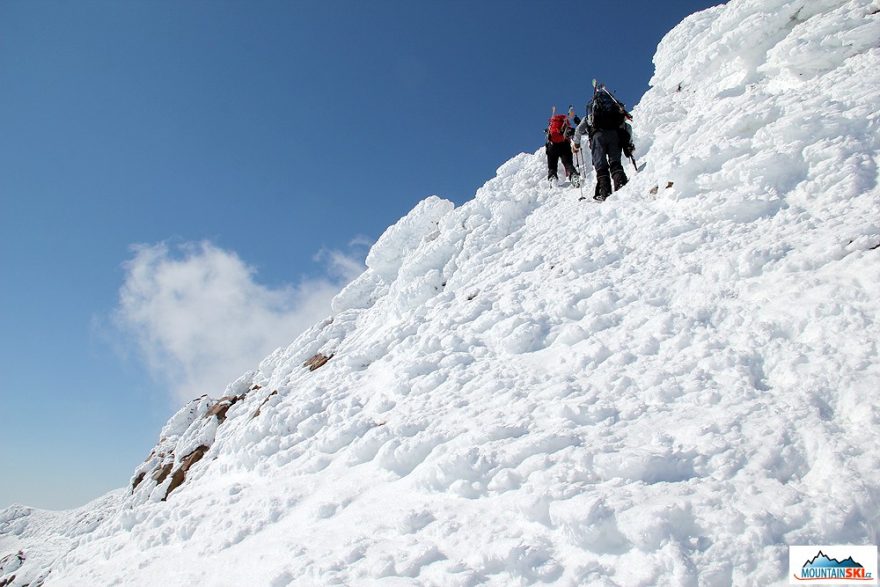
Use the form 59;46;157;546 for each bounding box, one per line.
623;143;635;158
571;140;580;153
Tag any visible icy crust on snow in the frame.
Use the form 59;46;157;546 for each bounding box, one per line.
364;195;455;283
0;491;124;586
639;0;880;217
333;195;456;315
4;0;880;585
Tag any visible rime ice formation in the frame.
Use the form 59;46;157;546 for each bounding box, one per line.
2;0;879;585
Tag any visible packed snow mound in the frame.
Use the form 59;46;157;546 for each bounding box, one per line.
3;0;879;585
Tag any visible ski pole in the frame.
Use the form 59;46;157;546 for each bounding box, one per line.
575;147;586;200
629;154;638;172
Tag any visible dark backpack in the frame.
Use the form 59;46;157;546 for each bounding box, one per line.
547;114;569;143
590;91;625;130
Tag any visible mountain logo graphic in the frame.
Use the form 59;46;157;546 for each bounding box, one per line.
790;546;878;584
804;551;864;569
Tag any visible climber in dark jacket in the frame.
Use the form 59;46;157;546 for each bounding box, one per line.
573;85;635;201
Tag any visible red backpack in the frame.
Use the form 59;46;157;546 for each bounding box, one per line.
547;114;569;143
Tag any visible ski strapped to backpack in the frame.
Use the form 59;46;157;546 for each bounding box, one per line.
592;79;633;121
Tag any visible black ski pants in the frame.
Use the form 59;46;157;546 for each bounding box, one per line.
545;140;576;180
590;128;624;177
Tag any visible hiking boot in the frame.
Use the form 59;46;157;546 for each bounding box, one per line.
612;169;628;191
594;173;612;201
571;172;581;188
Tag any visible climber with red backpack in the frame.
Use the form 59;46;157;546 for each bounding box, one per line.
544;107;581;188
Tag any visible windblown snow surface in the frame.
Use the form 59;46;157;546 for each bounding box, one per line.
3;0;879;585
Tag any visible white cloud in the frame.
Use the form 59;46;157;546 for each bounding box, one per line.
315;247;368;280
114;240;364;403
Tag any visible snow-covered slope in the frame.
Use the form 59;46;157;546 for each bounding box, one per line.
3;0;879;585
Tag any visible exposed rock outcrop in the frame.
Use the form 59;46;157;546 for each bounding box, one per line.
162;445;209;501
128;388;253;502
303;353;333;371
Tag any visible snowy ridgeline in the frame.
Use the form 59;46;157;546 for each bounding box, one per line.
2;0;879;585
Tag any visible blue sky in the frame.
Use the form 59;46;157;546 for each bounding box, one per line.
0;0;725;510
